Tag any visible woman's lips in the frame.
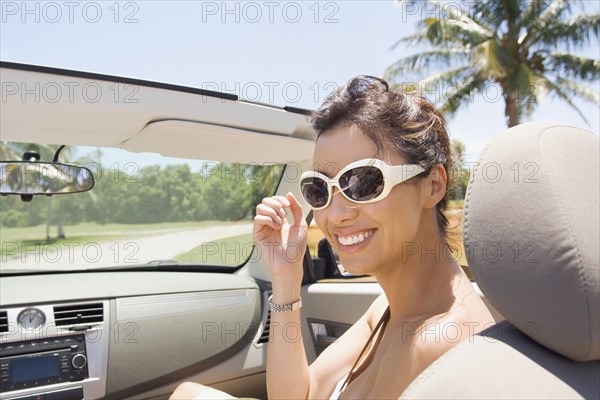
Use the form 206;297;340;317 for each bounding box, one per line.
334;229;376;251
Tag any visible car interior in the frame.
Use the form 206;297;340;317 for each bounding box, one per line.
401;122;599;399
0;62;598;400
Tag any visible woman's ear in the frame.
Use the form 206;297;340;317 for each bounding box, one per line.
423;164;447;209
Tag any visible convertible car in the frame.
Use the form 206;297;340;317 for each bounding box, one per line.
0;62;598;400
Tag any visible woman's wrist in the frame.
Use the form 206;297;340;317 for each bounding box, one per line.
270;268;303;304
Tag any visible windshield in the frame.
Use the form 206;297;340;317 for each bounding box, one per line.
0;142;284;272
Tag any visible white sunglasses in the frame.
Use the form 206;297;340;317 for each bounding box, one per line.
300;158;425;210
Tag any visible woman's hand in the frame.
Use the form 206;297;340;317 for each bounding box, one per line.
253;192;308;277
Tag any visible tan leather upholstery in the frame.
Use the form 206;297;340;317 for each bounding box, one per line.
401;122;600;399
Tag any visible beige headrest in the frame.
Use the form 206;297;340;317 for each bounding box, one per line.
463;122;599;362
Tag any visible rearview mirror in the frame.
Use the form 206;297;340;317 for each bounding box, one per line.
0;161;95;195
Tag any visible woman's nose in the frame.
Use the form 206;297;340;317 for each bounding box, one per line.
325;188;358;224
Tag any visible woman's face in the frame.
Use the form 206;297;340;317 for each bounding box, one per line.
313;125;428;276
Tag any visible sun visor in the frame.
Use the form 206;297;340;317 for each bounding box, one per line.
121;120;315;163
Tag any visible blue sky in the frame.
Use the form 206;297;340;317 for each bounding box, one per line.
1;0;599;164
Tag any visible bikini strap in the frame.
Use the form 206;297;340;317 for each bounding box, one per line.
337;305;391;395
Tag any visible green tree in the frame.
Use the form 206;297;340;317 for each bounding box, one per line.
450;139;469;200
385;0;600;127
201;163;253;221
246;164;285;215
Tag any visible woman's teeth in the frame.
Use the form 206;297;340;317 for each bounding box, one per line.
337;230;374;246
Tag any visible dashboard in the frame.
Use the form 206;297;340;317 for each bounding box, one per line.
0;271;268;400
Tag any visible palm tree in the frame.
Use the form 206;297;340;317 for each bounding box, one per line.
385;0;600;127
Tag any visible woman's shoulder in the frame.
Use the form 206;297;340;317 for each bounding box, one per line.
418;282;495;349
365;293;389;331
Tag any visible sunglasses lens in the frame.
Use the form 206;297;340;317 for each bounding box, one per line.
339;166;384;202
301;177;329;208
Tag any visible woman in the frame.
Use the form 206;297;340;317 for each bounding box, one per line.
171;76;495;399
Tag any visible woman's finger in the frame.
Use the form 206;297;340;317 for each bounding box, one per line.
255;204;284;225
253;215;281;232
286;192;305;228
261;196;289;218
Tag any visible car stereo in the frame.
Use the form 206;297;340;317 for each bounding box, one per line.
0;333;88;393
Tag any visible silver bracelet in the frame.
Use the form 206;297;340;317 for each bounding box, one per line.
268;295;302;312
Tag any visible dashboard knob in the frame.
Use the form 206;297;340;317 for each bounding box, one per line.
71;353;87;369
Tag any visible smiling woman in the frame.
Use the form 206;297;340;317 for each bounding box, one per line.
271;76;495;399
174;75;496;399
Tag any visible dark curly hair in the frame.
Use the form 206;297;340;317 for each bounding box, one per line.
310;75;455;236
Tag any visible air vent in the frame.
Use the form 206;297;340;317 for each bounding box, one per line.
257;310;271;344
257;291;272;344
0;310;8;333
54;303;103;327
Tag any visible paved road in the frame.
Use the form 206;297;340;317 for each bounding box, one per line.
0;224;253;272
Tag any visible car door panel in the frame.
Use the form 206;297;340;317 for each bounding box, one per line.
300;281;383;363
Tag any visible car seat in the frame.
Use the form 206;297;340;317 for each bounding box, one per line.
400;122;600;399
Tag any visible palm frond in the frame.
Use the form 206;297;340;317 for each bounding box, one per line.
519;0;552;32
419;66;478;106
424;16;492;48
470;39;511;78
530;0;570;28
537;75;591;124
439;77;484;116
390;32;430;50
434;1;495;37
385;48;469;78
456;1;497;33
469;1;511;31
418;66;473;86
554;76;600;104
534;13;600;50
546;53;600;81
520;73;551;117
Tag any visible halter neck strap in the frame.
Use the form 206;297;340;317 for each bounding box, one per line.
337;305;391;396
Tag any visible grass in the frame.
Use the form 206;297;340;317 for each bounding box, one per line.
175;233;254;266
0;220;250;258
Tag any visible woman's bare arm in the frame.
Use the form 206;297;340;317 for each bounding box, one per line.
256;194;386;399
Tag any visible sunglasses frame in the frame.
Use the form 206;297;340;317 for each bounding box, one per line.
300;158;426;210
